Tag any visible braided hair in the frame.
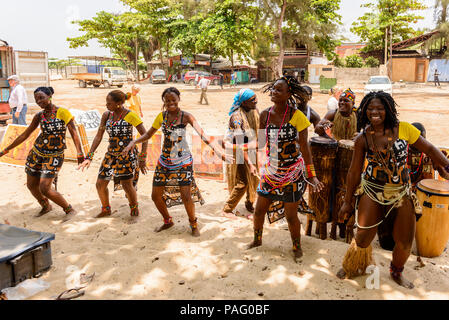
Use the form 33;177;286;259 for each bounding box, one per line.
162;87;180;101
34;86;54;96
357;91;399;131
263;76;309;108
108;90;127;104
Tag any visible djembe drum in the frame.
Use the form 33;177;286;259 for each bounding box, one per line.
307;136;338;240
331;139;355;242
415;179;449;257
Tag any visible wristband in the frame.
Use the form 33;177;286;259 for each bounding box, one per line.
0;149;7;157
305;164;317;179
138;152;147;162
85;152;94;161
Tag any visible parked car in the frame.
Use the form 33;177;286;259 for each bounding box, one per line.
184;71;220;85
364;76;393;96
151;69;167;84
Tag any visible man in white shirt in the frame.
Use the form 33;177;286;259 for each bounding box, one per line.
7;75;28;125
327;86;341;112
197;76;210;105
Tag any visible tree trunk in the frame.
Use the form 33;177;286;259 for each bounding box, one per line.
275;0;287;78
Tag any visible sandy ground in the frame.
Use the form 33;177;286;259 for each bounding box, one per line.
1;80;449;300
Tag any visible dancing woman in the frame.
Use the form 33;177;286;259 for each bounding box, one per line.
0;87;84;221
337;91;449;288
246;76;323;261
78;90;148;224
123;87;230;236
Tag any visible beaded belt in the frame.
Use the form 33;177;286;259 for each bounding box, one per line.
32;146;64;158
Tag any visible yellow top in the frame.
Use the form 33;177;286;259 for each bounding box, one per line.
288;109;311;133
123;111;143;127
56;108;74;125
399;121;421;144
152;112;164;130
126;94;142;115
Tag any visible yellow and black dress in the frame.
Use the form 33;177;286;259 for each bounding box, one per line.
25;107;74;179
257;107;311;223
98;111;141;186
151;111;204;208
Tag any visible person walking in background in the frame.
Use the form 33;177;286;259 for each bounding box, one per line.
434;69;441;87
194;72;199;86
126;84;143;117
197;76;210;105
219;72;224;90
7;75;28;125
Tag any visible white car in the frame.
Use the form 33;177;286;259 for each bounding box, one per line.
364;76;393;96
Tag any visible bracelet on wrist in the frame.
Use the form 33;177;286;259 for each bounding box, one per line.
305;164;317;179
85;151;94;161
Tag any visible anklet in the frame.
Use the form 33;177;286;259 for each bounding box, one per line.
63;204;73;214
189;218;198;229
390;262;404;278
130;203;139;217
164;216;173;225
254;229;263;242
292;238;301;251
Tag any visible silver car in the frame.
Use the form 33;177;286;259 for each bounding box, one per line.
364;76;393;96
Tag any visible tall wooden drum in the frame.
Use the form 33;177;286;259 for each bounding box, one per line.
415;179;449;258
331;140;355;241
308;136;338;240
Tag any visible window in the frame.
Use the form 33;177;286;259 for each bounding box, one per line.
368;77;390;84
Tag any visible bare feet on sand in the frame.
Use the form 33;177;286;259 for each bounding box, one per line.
221;211;237;219
293;248;303;262
96;208;112;218
191;227;200;237
336;268;347;279
127;215;139;225
391;273;414;289
62;208;77;222
35;201;52;217
246;241;262;250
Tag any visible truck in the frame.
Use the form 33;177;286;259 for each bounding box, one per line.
0;40;49;125
73;67;127;88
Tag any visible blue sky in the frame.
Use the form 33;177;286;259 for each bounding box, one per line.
0;0;437;59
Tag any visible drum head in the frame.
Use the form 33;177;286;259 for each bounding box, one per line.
338;139;355;150
310;136;338;147
417;179;449;196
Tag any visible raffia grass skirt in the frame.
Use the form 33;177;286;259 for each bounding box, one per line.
342;238;375;278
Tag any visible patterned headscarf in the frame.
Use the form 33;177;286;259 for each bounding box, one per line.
340;88;355;103
229;89;255;116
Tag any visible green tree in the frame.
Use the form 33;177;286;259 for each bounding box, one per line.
364;56;380;67
333;55;345;67
345;54;364;68
351;0;427;54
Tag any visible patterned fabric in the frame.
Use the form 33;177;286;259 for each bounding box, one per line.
152;111;204;207
25;107;72;178
340;88;355;102
257;108;309;224
98;110;141;184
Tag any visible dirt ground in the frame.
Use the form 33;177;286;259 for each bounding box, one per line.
1;80;448;300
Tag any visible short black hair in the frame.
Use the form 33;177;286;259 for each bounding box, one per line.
263;76;309;108
357;91;399;131
162;87;181;101
302;85;313;97
411;122;426;135
34;86;54;96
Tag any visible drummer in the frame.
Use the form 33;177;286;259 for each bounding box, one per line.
337;91;449;289
315;89;358;141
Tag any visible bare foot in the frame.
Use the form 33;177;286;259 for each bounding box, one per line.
62;208;78;222
127;215;139;225
246;241;262;250
221;211;237;219
293;248;303;262
337;268;347;279
96;209;112;218
155;222;174;232
191;227;200;237
245;201;254;213
391;273;414;289
35;202;53;218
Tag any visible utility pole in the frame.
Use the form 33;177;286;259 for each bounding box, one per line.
384;27;388;66
389;25;393;81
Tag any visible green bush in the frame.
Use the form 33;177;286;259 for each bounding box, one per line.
333;56;345;68
364;56;380;68
345;54;364;68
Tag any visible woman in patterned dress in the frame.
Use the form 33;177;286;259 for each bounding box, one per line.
123;87;230;237
0;87;84;221
337;92;449;288
78;90;148;224
246;77;323;261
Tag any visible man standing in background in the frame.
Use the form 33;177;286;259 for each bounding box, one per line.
197;76;210;105
434;68;441;87
126;84;143;117
7;75;28;125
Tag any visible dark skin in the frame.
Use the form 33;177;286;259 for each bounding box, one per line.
337;98;449;289
78;94;148;225
0;91;84;221
315;95;355;138
246;80;324;262
294;94;320;128
122;92;232;236
220;95;260;219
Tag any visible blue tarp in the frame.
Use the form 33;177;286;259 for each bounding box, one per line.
428;59;449;82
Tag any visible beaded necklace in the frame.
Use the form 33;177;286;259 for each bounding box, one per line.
41;106;56;123
163;110;181;131
406;145;423;177
109;108;125;126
